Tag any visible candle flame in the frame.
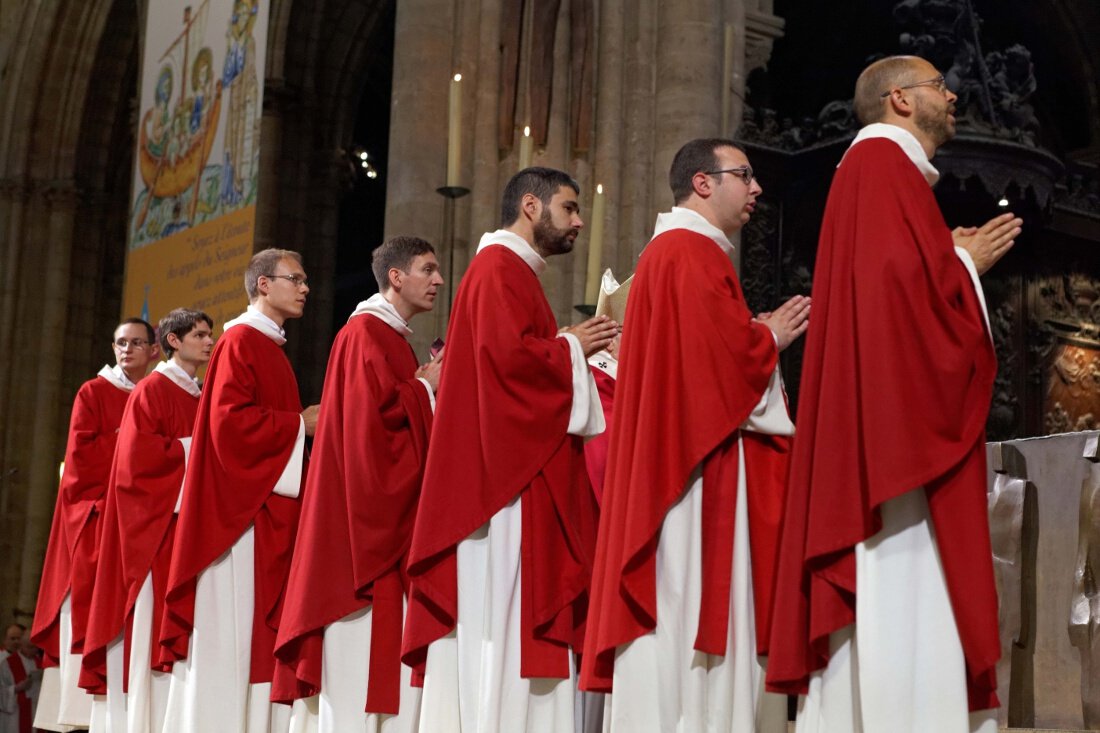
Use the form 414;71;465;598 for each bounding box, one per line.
523;126;531;137
596;184;604;195
453;73;462;82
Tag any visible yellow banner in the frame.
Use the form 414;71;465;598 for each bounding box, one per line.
123;0;269;332
121;205;256;329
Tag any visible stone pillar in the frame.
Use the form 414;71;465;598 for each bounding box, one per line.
385;0;455;355
17;183;79;611
650;0;723;217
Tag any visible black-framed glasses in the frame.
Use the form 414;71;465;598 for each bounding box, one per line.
113;338;149;350
265;273;309;287
704;165;754;185
880;75;947;98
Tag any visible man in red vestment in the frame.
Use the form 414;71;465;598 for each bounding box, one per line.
31;318;159;731
580;138;809;732
159;249;319;733
402;167;619;731
765;56;1022;733
3;623;39;733
271;236;442;731
79;308;213;733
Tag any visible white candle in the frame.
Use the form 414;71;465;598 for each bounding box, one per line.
447;73;462;187
518;125;533;170
584;183;605;304
722;24;734;136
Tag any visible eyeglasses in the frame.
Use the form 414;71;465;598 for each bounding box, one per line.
113;338;149;350
880;75;947;98
265;273;309;287
704;166;754;185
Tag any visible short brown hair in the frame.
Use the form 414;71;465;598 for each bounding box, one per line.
668;138;743;204
116;317;155;344
500;167;580;227
371;237;436;292
244;248;303;300
158;308;213;357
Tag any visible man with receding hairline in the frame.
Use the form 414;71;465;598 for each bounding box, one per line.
159;249;320;733
767;55;1020;732
272;236;442;731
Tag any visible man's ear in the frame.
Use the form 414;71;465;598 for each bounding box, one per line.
165;332;182;353
691;170;712;199
520;192;541;221
388;267;403;292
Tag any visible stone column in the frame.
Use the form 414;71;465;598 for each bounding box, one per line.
650;0;723;217
17;183;79;611
386;0;456;355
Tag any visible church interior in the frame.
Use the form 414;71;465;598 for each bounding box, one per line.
2;0;1099;728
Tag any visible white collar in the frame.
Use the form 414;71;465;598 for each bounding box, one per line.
155;359;202;397
846;123;940;186
651;206;735;256
223;304;287;345
476;229;546;276
587;350;618;380
97;364;136;392
349;292;413;337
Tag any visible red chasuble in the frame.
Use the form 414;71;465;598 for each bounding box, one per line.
32;374;131;668
402;244;598;680
765;138;1000;710
579;228;781;692
158;324;304;683
583;366;616;504
79;371;198;694
272;313;433;712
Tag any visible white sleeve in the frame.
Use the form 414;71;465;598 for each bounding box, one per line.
173;436;193;514
954;246;991;337
557;333;606;437
272;417;306;498
0;655;14;713
741;364;795;436
416;377;437;413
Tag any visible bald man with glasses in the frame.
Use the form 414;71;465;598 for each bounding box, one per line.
767;55;1020;733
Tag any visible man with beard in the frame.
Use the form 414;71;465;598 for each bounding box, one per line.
32;318;159;732
79;308;214;733
403;167;619;732
272;236;442;732
765;56;1021;732
159;250;319;733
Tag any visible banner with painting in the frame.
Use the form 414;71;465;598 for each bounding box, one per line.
123;0;269;330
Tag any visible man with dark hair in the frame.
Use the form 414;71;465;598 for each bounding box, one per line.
32;318;159;731
273;236;442;731
79;308;213;733
582;138;808;732
766;55;1020;732
160;249;320;732
403;167;618;731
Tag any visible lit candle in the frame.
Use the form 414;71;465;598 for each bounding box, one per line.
584;183;605;304
518;125;533;170
447;73;462;187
